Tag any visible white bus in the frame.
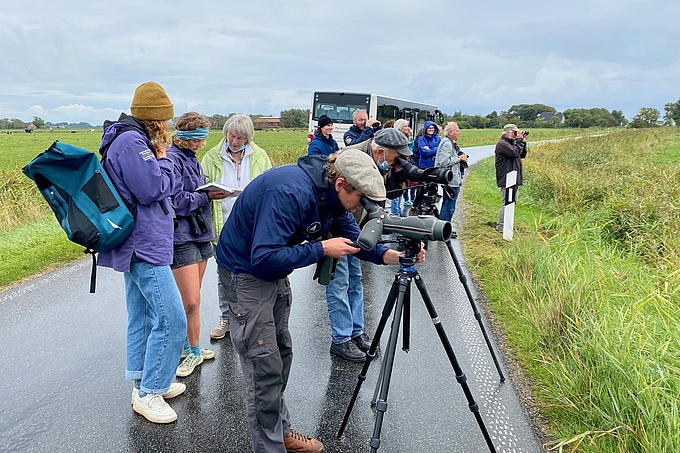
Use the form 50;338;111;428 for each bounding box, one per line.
308;91;444;147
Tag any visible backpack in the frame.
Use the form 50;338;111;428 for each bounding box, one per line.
22;140;134;293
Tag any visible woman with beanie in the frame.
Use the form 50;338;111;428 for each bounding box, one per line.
167;112;227;377
201;114;272;341
98;81;187;424
306;114;339;156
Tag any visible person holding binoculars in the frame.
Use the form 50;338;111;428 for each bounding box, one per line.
167;112;228;377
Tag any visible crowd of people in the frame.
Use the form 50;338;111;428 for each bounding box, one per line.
98;81;526;453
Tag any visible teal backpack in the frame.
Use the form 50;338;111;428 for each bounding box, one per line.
23;140;134;292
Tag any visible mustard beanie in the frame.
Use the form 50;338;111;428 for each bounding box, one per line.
130;81;174;120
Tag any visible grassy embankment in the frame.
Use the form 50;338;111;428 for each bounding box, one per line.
461;127;680;451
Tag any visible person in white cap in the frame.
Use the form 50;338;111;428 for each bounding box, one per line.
214;149;425;453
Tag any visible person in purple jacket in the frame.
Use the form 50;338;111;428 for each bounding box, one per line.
98;82;187;424
166;112;228;378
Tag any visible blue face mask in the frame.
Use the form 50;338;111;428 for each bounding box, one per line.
229;144;246;153
377;156;390;171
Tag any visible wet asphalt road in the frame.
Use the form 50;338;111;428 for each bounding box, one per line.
0;144;544;453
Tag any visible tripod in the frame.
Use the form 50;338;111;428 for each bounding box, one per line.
337;237;497;453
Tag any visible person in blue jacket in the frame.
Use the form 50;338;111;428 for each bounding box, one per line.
343;109;381;147
416;120;441;169
215;149;424;453
98;82;187;424
307;114;339;156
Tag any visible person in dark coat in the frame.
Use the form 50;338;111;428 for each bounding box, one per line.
307;114;339;156
495;123;528;231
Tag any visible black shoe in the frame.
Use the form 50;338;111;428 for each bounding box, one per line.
330;340;366;362
351;333;371;352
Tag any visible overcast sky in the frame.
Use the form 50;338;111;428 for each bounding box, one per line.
2;0;678;126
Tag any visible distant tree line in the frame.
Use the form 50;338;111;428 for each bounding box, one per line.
5;102;680;131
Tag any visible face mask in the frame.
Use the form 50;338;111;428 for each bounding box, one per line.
377;154;390;171
229;143;246;153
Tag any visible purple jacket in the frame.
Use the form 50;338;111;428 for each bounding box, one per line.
97;119;175;272
166;144;213;244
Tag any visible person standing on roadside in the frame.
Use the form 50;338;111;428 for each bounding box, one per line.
202;114;272;341
435;122;467;228
343;109;381;147
495;123;528;232
167;112;226;377
98;81;187;424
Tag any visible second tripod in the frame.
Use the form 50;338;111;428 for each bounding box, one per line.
336;237;497;453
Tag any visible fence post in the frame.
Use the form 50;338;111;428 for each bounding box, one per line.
503;170;518;241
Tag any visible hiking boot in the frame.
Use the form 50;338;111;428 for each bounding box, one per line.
351;333;371;352
131;382;186;405
330;340;365;363
284;428;324;453
176;353;204;377
181;347;216;360
210;318;230;340
132;393;177;424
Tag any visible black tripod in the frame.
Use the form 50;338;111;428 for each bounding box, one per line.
337;237;497;453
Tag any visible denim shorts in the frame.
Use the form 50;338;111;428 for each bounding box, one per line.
171;241;214;269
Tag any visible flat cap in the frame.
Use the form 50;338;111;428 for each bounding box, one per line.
503;123;519;132
335;149;387;202
374;128;412;156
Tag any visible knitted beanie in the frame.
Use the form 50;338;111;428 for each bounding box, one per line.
130;82;174;120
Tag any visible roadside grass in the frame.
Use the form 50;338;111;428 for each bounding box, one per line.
461;127;680;452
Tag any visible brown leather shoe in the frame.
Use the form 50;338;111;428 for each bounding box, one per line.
284;428;324;453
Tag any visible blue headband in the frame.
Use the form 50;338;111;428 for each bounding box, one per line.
175;127;209;140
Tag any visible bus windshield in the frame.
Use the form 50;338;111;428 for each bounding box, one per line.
312;92;370;123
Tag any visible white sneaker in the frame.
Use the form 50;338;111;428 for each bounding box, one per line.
130;382;186;405
176;353;204;377
132;393;177;424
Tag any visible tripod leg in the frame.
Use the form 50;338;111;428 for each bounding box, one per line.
412;273;498;453
372;273;410;405
370;276;409;453
337;274;400;439
445;240;505;381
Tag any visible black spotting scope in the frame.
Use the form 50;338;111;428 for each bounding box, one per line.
354;197;452;250
396;156;453;185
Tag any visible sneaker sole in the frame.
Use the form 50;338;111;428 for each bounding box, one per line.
132;402;177;424
176;355;204;377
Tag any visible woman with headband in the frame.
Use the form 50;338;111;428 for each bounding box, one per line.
167;112;228;377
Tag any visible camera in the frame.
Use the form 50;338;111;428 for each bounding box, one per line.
518;130;528;137
371;121;382;132
457;150;469;169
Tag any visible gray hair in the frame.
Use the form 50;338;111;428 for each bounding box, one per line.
352;109;367;120
223;114;254;143
444;122;459;134
393;119;409;131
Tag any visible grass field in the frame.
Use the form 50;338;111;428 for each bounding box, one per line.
461;127;680;451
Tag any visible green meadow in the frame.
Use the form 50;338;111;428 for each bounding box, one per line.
461;127;680;451
2;126;678;451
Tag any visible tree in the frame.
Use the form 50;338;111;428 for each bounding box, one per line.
508;104;556;122
280;109;309;128
663;99;680;125
10;118;25;129
611;110;628;126
33;116;45;129
630;108;660;128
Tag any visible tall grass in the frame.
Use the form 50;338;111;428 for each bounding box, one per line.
462;127;680;452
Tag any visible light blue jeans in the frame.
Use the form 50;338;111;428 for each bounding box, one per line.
325;255;364;344
440;186;460;222
124;261;186;395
